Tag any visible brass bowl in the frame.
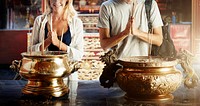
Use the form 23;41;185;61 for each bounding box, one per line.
116;56;182;101
11;51;73;97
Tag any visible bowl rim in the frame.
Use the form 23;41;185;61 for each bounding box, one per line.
118;56;178;67
21;51;68;58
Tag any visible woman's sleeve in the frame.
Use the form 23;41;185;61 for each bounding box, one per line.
30;16;42;52
67;18;84;61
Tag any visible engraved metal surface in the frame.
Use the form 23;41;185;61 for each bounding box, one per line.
11;51;72;97
116;56;182;101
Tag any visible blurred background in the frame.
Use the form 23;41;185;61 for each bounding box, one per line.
0;0;199;80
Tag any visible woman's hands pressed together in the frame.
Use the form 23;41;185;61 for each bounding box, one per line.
47;30;60;47
51;31;60;47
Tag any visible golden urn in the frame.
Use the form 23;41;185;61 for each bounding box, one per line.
10;51;78;97
100;49;199;101
116;56;182;101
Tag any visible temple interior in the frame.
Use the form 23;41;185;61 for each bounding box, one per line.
0;0;200;105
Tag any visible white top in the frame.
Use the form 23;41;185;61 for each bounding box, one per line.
97;0;163;59
30;14;84;61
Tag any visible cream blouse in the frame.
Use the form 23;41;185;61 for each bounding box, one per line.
30;14;84;61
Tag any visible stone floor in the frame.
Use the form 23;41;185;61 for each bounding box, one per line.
1;80;200;106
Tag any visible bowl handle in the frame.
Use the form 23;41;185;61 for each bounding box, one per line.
99;49;123;88
10;60;22;80
69;61;81;74
177;49;199;88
